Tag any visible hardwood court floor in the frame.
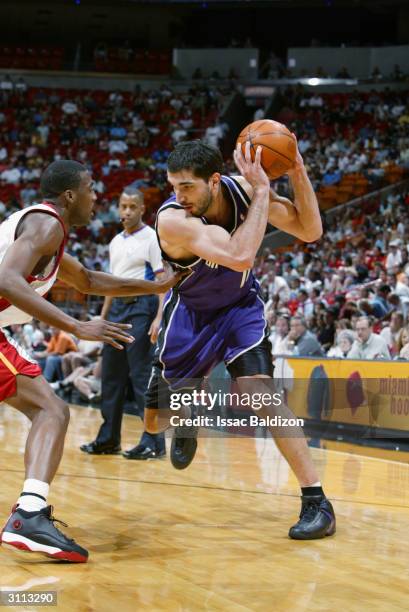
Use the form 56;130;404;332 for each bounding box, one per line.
1;403;409;612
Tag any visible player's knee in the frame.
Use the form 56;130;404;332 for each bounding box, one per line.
43;397;70;429
61;398;70;421
55;399;70;429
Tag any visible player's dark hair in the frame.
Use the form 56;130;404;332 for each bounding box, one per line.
167;140;223;181
40;160;86;198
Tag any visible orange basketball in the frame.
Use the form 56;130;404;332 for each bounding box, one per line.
236;119;297;180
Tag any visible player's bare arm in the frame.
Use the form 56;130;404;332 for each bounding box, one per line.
158;142;270;272
0;213;134;349
57;252;183;296
234;147;323;243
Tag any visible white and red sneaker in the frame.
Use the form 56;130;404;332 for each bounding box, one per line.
0;505;88;563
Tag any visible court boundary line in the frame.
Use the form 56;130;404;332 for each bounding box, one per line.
1;467;408;510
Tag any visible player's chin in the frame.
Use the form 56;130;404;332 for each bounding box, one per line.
189;208;201;217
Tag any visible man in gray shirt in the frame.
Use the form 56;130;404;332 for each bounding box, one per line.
289;315;325;357
347;316;391;360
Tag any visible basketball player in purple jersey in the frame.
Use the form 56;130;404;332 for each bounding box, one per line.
144;140;336;539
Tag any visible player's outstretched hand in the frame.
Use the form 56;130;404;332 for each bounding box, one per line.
75;319;135;350
233;141;270;190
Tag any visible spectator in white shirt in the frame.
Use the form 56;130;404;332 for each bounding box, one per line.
62;100;78;114
269;314;290;355
309;94;324;108
298;135;312;154
171;124;187;144
262;268;290;303
1;167;21;184
347;316;391;360
169;97;183;112
327;330;356;358
108;139;128;155
0;75;13;95
385;241;402;271
204;124;225;148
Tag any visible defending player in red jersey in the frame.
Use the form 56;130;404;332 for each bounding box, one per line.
0;160;181;562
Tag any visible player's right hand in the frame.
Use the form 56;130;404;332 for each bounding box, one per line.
74;320;134;350
233;141;270;190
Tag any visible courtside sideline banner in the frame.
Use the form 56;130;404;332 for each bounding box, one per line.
282;356;409;432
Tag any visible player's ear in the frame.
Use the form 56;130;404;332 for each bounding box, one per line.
210;173;221;189
63;188;75;205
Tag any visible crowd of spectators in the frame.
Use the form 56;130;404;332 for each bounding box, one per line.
274;86;409;205
259;186;409;362
0;78;230;229
2;80;409;377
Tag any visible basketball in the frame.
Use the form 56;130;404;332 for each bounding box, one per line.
236;119;297;179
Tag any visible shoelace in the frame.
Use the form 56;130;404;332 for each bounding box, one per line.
299;500;320;520
48;507;74;542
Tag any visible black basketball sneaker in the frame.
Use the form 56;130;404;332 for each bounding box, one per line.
170;422;199;470
289;495;336;540
0;505;88;562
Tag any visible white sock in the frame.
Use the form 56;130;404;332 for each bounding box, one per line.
310;481;321;487
18;479;49;512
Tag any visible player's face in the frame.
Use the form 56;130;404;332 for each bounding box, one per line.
118;194;145;231
167;170;215;217
69;171;97;226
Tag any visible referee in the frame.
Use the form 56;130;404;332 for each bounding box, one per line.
81;186;166;458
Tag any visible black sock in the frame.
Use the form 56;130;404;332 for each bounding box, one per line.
140;430;157;449
301;486;325;498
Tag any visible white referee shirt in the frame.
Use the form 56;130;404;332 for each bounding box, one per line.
109;225;164;280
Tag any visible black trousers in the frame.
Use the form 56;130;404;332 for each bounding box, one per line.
96;295;158;445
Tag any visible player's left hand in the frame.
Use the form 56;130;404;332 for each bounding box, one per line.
148;317;161;344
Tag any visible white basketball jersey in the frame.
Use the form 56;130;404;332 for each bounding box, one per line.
0;203;66;328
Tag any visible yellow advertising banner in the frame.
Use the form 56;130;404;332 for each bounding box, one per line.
284;357;409;433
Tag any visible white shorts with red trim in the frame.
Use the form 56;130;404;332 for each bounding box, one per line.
0;330;42;402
